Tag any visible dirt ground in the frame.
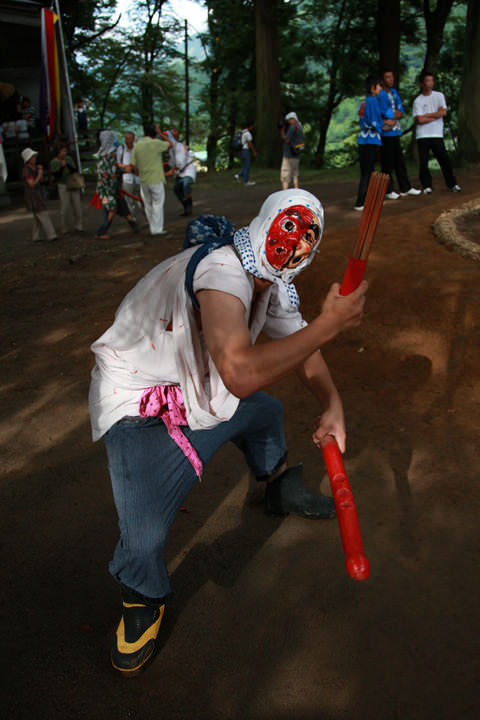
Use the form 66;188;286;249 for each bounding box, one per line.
2;167;480;720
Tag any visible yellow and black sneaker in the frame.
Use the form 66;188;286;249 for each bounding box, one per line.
111;595;165;676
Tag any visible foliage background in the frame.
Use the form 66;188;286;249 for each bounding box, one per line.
61;0;470;169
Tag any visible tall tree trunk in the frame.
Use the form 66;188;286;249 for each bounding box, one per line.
315;99;335;168
377;0;400;80
422;0;454;73
458;0;480;162
99;55;129;127
255;0;282;167
314;0;347;167
141;68;154;130
227;103;238;169
206;67;220;172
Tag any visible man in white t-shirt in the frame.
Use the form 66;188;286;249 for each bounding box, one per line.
412;71;461;194
165;128;197;216
89;189;368;675
234;121;257;186
117;131;142;222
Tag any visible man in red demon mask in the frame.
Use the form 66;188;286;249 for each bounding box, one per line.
89;189;368;675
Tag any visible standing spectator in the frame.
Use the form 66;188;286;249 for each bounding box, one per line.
20;97;35;125
280;112;304;189
234;122;257;186
131;126;172;236
378;70;421;199
412;71;461;194
93;130;137;240
16;97;36;138
15;116;30;143
354;75;394;211
166;128;197;215
117;131;142;225
76;99;89;139
50;143;83;235
21;147;57;242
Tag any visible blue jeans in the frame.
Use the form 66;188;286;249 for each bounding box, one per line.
173;176;194;204
104;392;286;602
96;206;113;236
238;149;251;183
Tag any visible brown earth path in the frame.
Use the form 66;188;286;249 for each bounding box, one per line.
1;168;480;720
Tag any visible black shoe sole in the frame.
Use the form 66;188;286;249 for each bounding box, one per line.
111;638;156;677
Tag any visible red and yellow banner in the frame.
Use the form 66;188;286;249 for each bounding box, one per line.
40;8;61;141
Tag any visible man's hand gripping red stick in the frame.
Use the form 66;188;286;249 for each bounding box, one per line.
320;171;389;581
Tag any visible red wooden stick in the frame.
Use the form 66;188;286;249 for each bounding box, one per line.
340;172;389;296
120;188;144;204
321;436;370;581
320;172;390;580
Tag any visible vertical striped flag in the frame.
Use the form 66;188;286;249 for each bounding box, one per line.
40;8;61;141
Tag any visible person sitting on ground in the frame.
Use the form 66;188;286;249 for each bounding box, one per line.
88;188;368;676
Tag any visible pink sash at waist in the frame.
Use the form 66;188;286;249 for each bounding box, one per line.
139;385;203;478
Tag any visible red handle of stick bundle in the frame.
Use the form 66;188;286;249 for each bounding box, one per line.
339;257;367;296
318;172;389;580
321;436;370;581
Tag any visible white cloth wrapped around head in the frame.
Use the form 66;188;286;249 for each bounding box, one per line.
97;130;117;157
236;189;324;285
233;189;324;310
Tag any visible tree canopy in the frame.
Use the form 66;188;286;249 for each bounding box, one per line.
60;0;477;166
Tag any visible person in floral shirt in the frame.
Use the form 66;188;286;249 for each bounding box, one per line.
93;130;137;239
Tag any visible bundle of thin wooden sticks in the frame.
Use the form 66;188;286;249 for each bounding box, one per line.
352;172;390;261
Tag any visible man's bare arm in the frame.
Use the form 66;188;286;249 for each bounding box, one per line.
197;281;367;400
296;349;346;452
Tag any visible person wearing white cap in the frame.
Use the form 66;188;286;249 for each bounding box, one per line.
21;147;57;242
88;189;368;675
280;112;304;189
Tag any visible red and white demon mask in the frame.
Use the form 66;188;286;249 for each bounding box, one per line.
243;190;324;284
265;205;321;272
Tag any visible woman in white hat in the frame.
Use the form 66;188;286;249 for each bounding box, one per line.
22;147;57;242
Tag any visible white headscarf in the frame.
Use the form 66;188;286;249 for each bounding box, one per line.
97;130;117;157
234;186;323;272
233;189;324;310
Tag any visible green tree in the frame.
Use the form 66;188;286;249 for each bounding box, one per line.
127;0;182;130
199;0;255;171
377;0;401;80
255;0;282;166
58;0;120;98
299;0;379;167
62;0;186;134
422;0;456;72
